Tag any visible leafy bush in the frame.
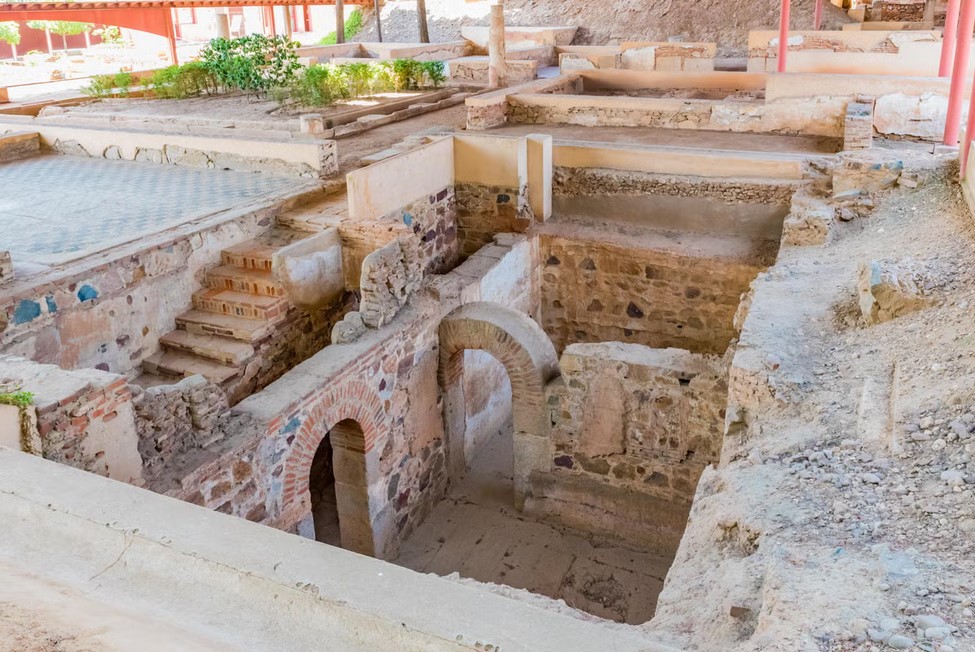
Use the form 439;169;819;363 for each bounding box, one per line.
287;58;447;107
81;71;137;98
148;62;217;99
200;35;300;95
319;8;364;46
341;62;374;97
421;61;446;88
290;64;349;106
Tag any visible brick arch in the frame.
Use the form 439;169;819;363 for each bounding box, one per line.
439;302;559;507
281;379;385;556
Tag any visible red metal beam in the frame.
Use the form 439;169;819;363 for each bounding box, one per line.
0;0;368;13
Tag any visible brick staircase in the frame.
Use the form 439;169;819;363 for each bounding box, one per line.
142;227;311;392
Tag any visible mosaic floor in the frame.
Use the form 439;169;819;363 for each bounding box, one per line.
0;155;306;265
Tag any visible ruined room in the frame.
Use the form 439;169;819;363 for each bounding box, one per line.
1;0;975;650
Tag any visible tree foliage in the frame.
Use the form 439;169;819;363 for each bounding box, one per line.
0;21;20;46
199;35;300;94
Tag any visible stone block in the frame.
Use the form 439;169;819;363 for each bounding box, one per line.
857;259;934;324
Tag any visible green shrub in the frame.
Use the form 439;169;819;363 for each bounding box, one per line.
148;62;217;99
319;8;363;46
339;62;373;98
392;58;423;91
421;60;446;88
200;34;300;95
291;63;349;106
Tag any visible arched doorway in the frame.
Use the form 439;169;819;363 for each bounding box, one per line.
439;302;560;509
304;418;372;554
309;434;341;547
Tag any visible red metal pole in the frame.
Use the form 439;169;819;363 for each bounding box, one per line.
814;0;823;30
778;0;791;73
945;0;975;145
962;64;975;176
942;0;963;77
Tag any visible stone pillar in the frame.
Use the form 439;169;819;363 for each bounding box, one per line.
488;2;508;88
300;113;325;135
215;10;231;39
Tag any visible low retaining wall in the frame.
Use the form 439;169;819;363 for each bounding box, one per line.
298;41;471;64
747;29;949;75
0;117;338;178
559;42;717;73
0;130;39;162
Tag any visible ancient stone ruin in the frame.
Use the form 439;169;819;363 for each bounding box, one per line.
2;0;975;649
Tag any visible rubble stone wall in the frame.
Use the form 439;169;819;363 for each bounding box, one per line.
529;343;729;553
456;183;534;256
539;233;769;355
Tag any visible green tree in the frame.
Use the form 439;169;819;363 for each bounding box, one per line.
27;20;91;50
0;21;20;60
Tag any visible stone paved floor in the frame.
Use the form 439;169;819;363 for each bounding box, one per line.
0;154;305;265
394;427;675;625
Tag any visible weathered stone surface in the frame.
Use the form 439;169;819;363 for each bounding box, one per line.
874;93;948;140
331;311;367;344
857;259;936;324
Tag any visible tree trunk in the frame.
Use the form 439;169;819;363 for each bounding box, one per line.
374;0;383;42
84;30;90;49
417;0;429;43
61;33;67;50
336;0;345;43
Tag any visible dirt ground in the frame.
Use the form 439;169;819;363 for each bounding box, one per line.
646;160;975;650
394;423;675;625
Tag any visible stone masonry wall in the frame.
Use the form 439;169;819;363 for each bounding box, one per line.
554;166;800;204
539;233;770;355
455;183;534;256
165;237;537;559
0;200;291;375
528;343;729;553
507;95;847;138
132;374;228;472
0;354;142;483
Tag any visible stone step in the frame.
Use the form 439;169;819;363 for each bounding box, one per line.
175;309;276;343
142;350;241;386
204;265;284;298
159;329;255;366
220;228;311;271
192;288;289;321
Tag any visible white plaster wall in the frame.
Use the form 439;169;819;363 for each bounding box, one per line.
347;137;455;219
